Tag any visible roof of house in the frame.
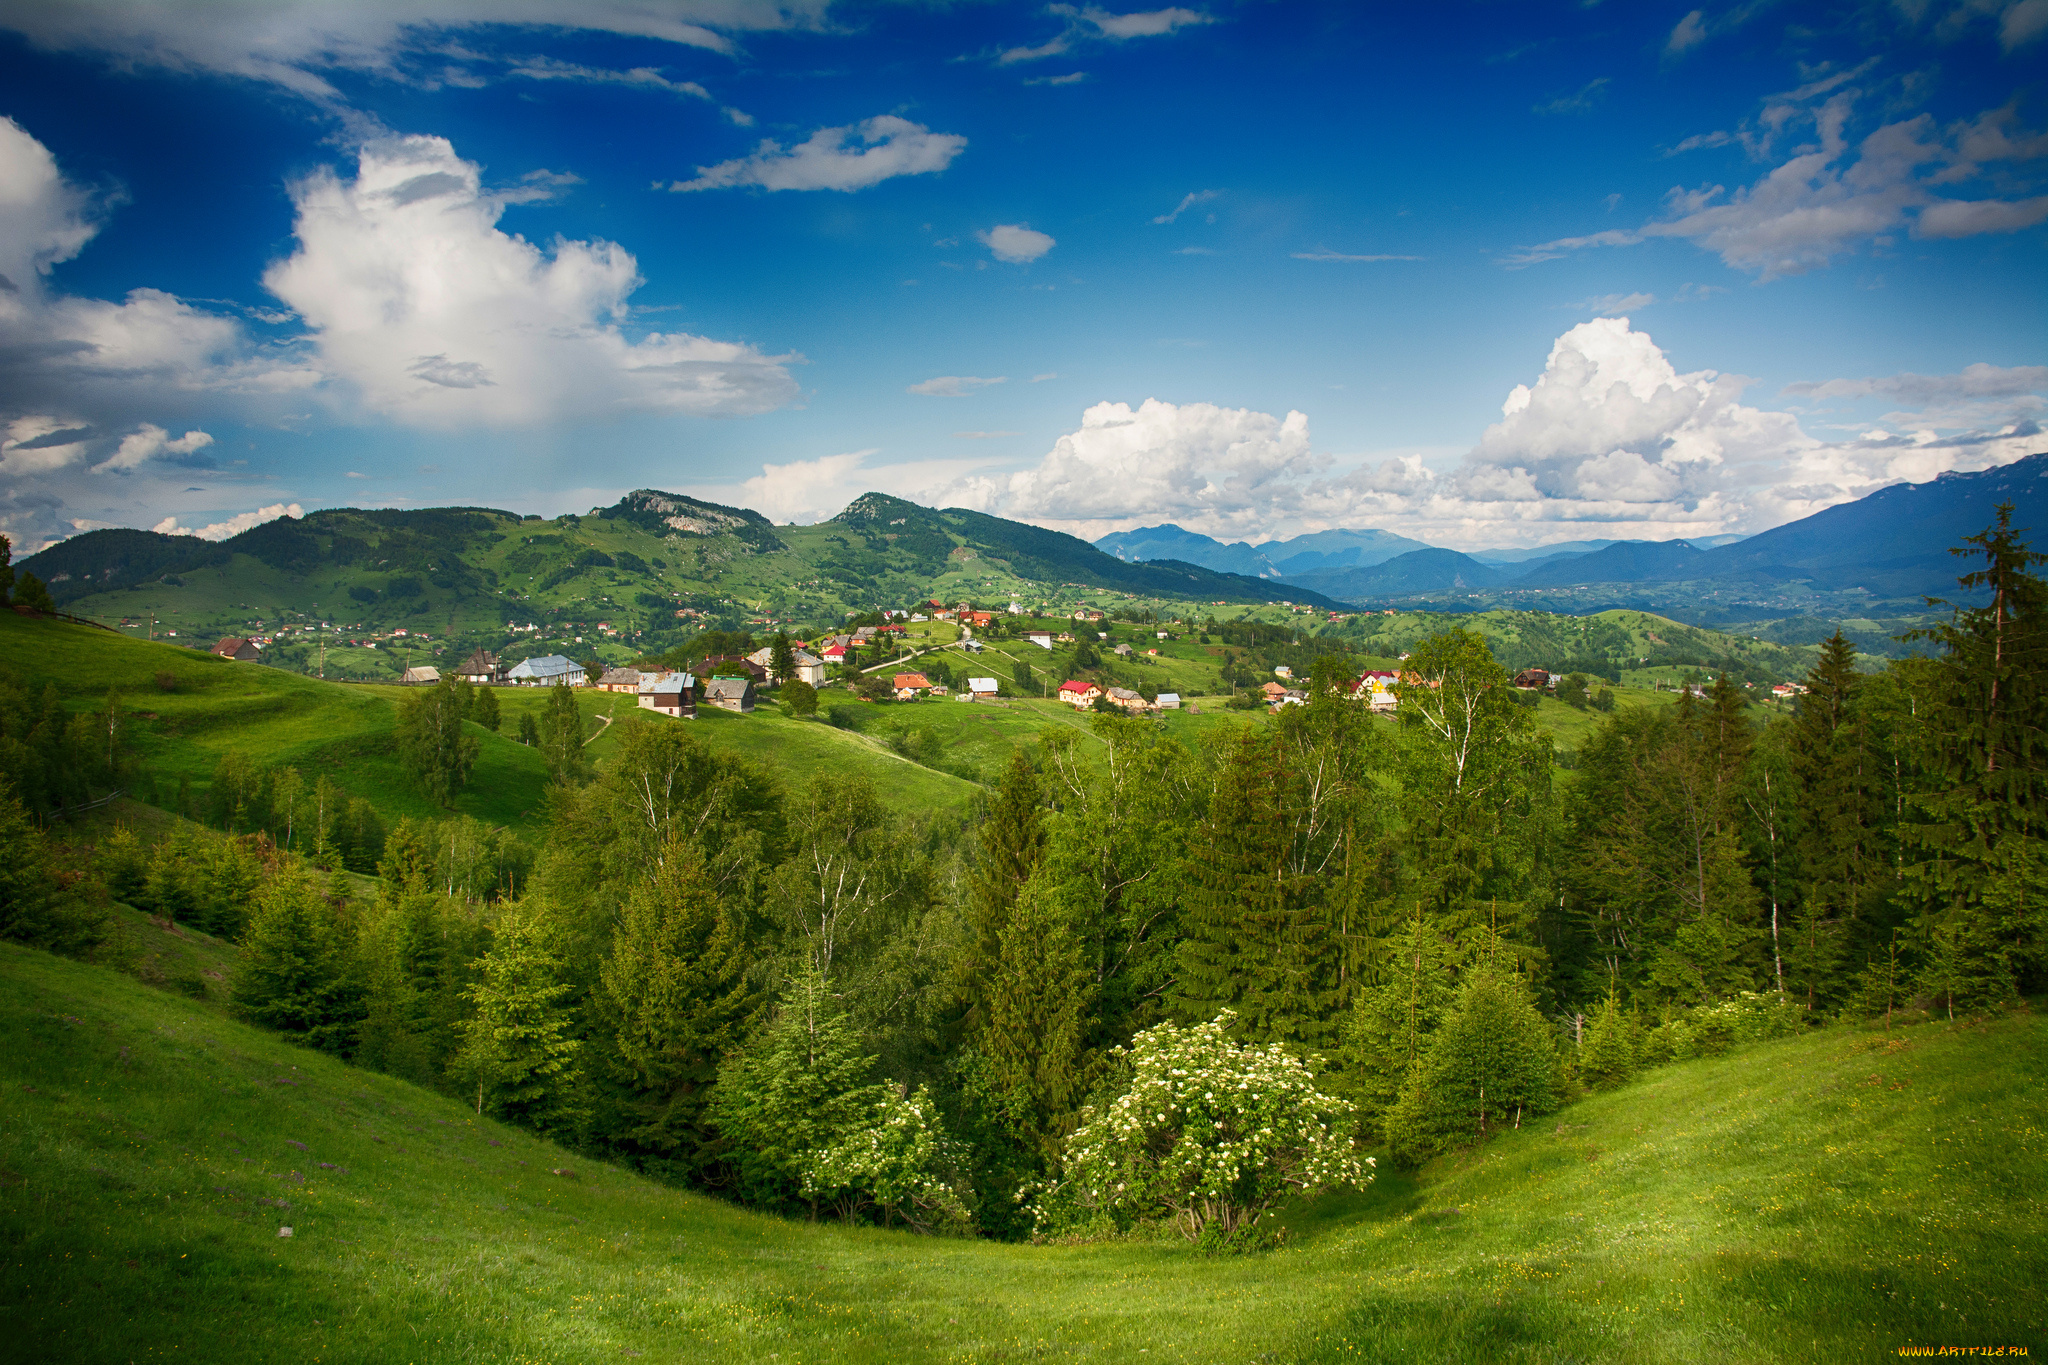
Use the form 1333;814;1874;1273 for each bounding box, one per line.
402;665;440;683
791;649;821;667
597;667;643;686
211;637;255;656
704;677;752;700
893;673;931;689
638;671;694;693
1058;680;1095;695
1106;686;1142;701
1157;692;1181;705
968;677;998;692
506;654;580;678
822;644;847;657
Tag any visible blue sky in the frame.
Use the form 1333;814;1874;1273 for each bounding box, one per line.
1;0;2043;554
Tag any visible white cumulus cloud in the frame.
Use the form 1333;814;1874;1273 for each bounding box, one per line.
150;501;304;541
669;116;966;193
266;133;801;425
870;320;2046;547
978;224;1055;263
95;424;214;473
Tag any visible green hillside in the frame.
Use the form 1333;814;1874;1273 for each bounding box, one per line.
3;942;2039;1363
27;490;1337;681
0;613;994;834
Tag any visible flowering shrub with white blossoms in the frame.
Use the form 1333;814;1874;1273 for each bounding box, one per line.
800;1083;972;1234
1038;1012;1371;1242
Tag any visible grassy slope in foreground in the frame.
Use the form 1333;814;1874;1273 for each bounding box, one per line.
3;946;2042;1364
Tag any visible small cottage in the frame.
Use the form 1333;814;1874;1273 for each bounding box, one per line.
596;666;644;693
704;676;755;713
401;665;441;685
638;671;696;719
454;648;503;684
210;637;261;661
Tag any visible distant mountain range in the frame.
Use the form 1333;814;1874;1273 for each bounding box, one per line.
1094;525;1433;578
1093;453;2048;608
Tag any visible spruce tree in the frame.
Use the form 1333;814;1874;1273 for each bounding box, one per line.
1382;962;1557;1162
965;748;1046;1019
1577;991;1637;1089
1902;504;2048;1009
709;967;884;1209
1786;631;1882;1010
1339;907;1457;1134
232;869;361;1054
770;633;798;685
984;875;1093;1157
600;840;756;1160
453;905;587;1136
1170;735;1336;1049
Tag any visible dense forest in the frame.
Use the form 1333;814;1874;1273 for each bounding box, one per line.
1;509;2041;1244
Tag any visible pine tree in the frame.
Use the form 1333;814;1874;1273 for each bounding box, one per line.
984;875;1094;1157
232;869;361;1054
1902;504;2048;1010
770;633;798;686
0;779;108;954
452;905;587;1136
1339;907;1457;1134
600;840;755;1160
1171;735;1337;1049
1382;963;1557;1163
965;748;1046;1019
709;967;884;1209
1786;631;1883;1010
1577;991;1637;1089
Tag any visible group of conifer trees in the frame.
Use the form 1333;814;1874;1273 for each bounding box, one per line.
1;510;2039;1235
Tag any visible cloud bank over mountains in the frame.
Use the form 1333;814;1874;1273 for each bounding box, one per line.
715;318;2045;550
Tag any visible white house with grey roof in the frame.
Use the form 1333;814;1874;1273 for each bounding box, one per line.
505;654;585;687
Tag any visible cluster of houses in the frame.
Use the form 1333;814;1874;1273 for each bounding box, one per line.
1055;681;1183;713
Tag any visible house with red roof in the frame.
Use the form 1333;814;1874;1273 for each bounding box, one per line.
1058;680;1101;710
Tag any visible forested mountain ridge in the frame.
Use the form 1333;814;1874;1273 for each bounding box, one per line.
19;489;1341;666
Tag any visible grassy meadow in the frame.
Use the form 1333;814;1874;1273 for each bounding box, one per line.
3;942;2041;1363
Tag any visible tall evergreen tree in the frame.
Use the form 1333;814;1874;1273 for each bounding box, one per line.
709;967;884;1209
601;839;756;1161
1901;504;2048;1008
232;869;361;1055
1786;631;1884;1009
399;679;482;806
1171;734;1337;1049
1382;962;1557;1162
984;875;1093;1157
453;905;587;1136
1339;907;1458;1134
770;633;798;685
965;748;1047;1020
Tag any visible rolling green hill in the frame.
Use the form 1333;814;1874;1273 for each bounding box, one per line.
2;941;2039;1363
24;490;1341;682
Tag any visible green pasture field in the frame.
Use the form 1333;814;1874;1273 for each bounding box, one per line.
2;942;2040;1363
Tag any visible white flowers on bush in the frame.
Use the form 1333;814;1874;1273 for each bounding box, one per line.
800;1083;970;1233
1042;1012;1371;1241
